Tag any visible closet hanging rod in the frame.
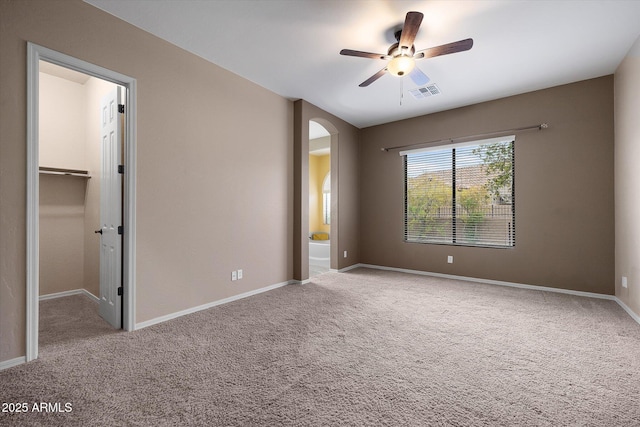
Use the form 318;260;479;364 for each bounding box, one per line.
381;123;549;153
39;166;91;178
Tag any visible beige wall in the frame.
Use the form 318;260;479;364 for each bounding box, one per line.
39;175;87;295
309;153;330;234
39;72;86;169
360;77;615;294
0;0;293;362
615;35;640;317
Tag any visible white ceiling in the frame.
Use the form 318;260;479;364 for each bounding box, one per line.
85;0;640;129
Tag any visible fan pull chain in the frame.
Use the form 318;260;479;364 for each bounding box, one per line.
400;78;404;106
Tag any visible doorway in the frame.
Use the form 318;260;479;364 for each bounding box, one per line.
26;43;137;361
309;121;331;277
38;61;121;328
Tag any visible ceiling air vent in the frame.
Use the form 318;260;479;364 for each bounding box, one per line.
409;84;441;100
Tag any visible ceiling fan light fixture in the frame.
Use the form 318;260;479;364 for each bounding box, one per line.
340;11;473;87
387;55;415;77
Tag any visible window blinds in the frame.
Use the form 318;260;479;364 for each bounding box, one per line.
403;136;515;248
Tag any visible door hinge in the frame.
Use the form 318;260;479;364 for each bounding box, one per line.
118;225;124;235
118;165;124;174
118;104;125;114
117;287;123;296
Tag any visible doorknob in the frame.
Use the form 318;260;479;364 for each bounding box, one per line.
95;229;103;234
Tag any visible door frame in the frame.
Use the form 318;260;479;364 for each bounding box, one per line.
294;110;339;282
26;42;137;361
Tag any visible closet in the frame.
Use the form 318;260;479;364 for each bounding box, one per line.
38;61;117;302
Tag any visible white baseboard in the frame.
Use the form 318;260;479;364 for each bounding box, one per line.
338;263;361;273
357;264;616;300
352;263;640;325
616;298;640;325
83;289;100;303
135;280;294;330
0;356;26;371
39;289;99;303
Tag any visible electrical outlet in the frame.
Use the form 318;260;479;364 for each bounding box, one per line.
237;269;243;280
231;271;237;281
447;255;454;264
344;250;347;258
622;276;628;289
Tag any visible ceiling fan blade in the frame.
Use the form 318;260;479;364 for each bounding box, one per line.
399;11;423;50
414;38;474;60
340;49;388;60
359;67;388;87
409;67;430;86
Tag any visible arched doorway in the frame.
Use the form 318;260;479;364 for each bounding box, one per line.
293;102;340;283
309;121;331;276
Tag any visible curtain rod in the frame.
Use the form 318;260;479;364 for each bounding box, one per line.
381;123;549;153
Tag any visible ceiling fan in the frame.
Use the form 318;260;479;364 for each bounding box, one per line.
340;11;473;87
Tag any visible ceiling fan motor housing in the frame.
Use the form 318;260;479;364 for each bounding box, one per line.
387;43;416;76
387;42;416;58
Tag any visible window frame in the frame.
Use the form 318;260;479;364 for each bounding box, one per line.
402;136;516;249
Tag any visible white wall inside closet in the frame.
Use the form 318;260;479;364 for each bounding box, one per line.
39;63;118;298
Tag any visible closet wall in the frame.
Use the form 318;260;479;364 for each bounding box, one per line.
39;67;116;298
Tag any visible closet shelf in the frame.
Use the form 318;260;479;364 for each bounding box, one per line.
39;167;91;179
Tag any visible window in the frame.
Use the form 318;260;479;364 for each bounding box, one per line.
322;172;330;225
403;136;515;248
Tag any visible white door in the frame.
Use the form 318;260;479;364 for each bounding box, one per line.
98;88;123;328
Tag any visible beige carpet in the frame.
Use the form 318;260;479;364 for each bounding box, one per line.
1;268;639;426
